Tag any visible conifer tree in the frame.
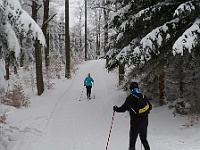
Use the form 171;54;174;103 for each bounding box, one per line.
107;0;200;111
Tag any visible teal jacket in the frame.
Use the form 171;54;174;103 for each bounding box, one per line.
84;76;94;87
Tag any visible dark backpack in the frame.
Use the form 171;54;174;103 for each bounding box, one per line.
130;94;150;116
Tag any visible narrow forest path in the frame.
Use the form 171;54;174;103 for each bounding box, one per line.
36;59;129;150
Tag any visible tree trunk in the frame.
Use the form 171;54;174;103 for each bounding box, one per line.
32;0;44;95
95;9;100;59
97;9;101;56
65;0;71;78
11;51;18;75
103;0;109;57
42;0;50;68
119;63;125;85
85;0;87;61
5;54;10;80
19;34;24;67
159;73;165;106
34;40;44;95
32;1;38;21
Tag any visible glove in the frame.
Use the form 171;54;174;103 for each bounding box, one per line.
113;105;118;112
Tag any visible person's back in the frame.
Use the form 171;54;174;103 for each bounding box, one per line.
84;76;94;87
128;93;151;119
84;73;94;99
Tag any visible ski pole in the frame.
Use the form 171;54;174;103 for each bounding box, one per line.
79;87;84;101
93;82;95;99
106;110;115;150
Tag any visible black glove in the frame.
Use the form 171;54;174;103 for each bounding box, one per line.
113;105;118;112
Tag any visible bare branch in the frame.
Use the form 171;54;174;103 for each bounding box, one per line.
37;4;42;11
42;13;57;27
90;5;115;12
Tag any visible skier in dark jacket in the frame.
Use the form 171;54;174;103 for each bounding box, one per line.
113;82;152;150
84;73;94;99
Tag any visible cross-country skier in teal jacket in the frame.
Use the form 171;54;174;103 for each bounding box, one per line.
84;73;94;99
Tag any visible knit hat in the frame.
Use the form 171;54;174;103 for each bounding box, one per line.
88;73;90;76
129;82;139;90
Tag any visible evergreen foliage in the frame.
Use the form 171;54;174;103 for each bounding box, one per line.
107;0;200;113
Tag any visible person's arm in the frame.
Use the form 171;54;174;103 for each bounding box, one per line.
84;78;86;86
145;95;152;110
114;95;132;112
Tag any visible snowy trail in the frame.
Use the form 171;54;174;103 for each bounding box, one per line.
2;59;200;150
36;60;126;150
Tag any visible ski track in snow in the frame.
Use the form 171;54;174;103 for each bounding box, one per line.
0;59;200;150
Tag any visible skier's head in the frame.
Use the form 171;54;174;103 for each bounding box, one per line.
88;73;90;76
129;82;139;90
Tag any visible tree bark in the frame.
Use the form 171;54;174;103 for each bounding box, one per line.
34;40;44;95
103;0;109;55
85;0;87;61
95;9;100;59
32;0;44;95
119;63;125;85
42;0;50;68
5;54;10;80
159;73;165;106
65;0;71;78
19;34;24;67
97;9;101;57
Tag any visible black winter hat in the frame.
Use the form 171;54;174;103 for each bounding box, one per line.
129;82;139;90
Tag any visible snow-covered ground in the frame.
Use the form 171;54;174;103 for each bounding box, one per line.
0;59;200;150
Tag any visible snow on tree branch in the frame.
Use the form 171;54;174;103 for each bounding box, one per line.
139;19;179;60
0;0;46;57
116;45;130;61
4;23;20;55
130;3;165;25
110;4;132;24
173;1;195;18
173;18;200;55
17;10;46;45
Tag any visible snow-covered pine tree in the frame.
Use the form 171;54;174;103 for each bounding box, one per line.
107;0;200;113
0;0;45;91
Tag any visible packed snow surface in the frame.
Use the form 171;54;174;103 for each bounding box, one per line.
0;59;200;150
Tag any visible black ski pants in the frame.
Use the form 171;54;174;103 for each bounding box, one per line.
129;117;150;150
86;86;92;97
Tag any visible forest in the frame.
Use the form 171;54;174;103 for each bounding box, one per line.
0;0;200;116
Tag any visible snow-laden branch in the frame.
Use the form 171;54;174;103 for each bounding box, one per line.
173;18;200;55
139;19;179;59
0;0;46;57
4;23;21;55
173;1;195;18
116;45;130;61
18;10;46;45
110;4;132;24
130;3;167;24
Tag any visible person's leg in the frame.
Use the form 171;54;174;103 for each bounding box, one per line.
139;119;150;150
86;86;89;98
129;124;139;150
88;86;92;98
